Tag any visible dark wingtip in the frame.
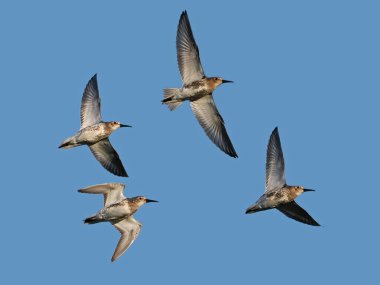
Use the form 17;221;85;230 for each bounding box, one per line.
116;166;128;178
113;171;128;178
86;74;98;92
90;73;97;81
224;147;238;158
180;10;188;21
228;151;238;158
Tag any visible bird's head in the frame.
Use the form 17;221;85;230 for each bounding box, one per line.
209;77;233;90
131;196;159;208
108;121;132;131
293;186;315;196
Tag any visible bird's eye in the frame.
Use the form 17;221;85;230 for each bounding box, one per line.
214;78;218;81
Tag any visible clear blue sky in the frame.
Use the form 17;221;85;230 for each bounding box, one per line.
1;1;379;284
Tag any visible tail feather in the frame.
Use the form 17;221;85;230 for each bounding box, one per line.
162;88;183;111
245;204;266;214
59;136;80;149
84;216;101;224
59;141;77;149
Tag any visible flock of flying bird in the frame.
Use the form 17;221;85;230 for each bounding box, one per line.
59;10;320;262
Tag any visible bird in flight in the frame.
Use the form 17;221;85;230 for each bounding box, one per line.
162;10;237;158
246;127;320;226
79;183;158;262
59;74;131;177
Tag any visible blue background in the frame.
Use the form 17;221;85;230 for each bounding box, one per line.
1;0;379;284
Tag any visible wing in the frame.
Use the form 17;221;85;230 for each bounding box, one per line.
190;95;237;158
112;217;142;262
80;74;102;129
88;139;128;177
78;183;126;207
265;127;286;192
176;10;205;85
277;201;320;226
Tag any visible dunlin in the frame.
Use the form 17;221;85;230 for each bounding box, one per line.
59;74;130;177
79;183;158;262
162;11;237;158
246;127;319;226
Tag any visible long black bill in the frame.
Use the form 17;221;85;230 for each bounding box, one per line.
146;199;159;203
303;188;315;192
222;79;233;84
120;124;132;128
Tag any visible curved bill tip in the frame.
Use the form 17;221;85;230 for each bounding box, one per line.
120;124;132;128
303;188;315;192
222;79;233;84
146;199;159;203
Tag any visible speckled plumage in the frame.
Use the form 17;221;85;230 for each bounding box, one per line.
79;183;158;262
162;10;237;158
59;74;131;177
246;127;320;226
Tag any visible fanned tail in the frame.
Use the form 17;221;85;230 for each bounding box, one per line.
162;88;183;111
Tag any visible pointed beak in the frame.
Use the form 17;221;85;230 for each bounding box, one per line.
120;124;132;128
303;188;315;192
145;199;159;203
222;79;233;84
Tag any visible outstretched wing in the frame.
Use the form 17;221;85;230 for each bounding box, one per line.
81;74;102;129
277;201;320;226
78;183;126;207
176;10;205;85
266;127;286;192
112;217;142;262
88;139;128;177
190;95;237;158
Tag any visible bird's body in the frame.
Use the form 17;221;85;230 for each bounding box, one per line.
247;186;304;213
163;77;225;105
59;122;119;149
79;183;158;262
246;127;320;226
59;74;131;177
162;11;237;158
84;196;144;224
